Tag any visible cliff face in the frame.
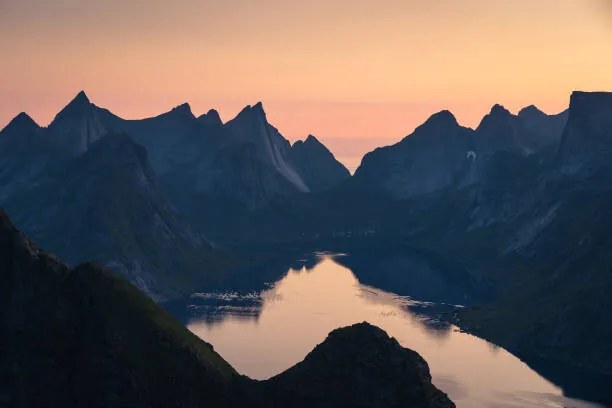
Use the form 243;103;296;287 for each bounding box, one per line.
557;91;612;176
0;209;454;408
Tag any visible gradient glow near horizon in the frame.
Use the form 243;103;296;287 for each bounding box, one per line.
1;0;611;169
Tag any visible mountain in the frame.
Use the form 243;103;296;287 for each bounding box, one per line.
2;133;231;300
0;112;68;201
557;91;612;176
48;91;121;155
449;91;612;404
517;105;568;151
264;322;454;408
42;92;348;208
219;102;309;194
117;102;206;174
290;135;351;192
352;110;477;199
0;112;41;138
198;108;223;128
0;209;454;407
475;104;567;157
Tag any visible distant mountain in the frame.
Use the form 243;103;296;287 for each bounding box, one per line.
0;112;41;137
475;104;567;157
0;112;67;201
557;91;612;176
40;92;349;208
517;105;568;152
198;108;223;128
48;91;121;155
117;102;206;174
290;135;350;192
0;209;454;407
449;91;612;404
352;110;477;199
3;133;231;300
350;103;568;201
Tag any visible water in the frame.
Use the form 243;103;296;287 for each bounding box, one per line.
181;254;602;408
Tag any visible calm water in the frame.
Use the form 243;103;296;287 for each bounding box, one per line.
182;254;601;408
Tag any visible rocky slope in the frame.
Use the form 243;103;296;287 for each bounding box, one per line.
453;91;612;404
48;91;121;156
265;322;454;408
352;110;476;199
290;134;351;192
2;133;231;300
41;92;348;209
0;209;454;407
0;112;68;201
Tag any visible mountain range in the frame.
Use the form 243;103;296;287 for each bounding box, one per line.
1;89;612;403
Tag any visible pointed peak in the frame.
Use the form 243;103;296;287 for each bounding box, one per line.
71;90;91;106
294;134;323;148
234;101;268;122
305;134;321;144
54;90;94;120
1;112;41;135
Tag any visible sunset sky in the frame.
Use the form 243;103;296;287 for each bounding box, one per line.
1;0;611;169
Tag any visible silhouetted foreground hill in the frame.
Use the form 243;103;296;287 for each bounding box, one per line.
0;209;453;407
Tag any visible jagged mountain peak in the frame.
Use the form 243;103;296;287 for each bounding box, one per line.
305;134;321;144
233;101;268;123
1;112;41;135
476;103;515;132
51;90;97;124
72;90;91;105
293;134;322;148
198;108;223;127
63;90;92;113
169;102;194;118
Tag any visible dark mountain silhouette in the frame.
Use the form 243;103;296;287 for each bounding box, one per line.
290;135;350;192
39;92;348;210
198;108;223;128
2;133;232;300
0;209;454;407
454;91;612;404
557;91;612;176
1;89;612;403
48;91;121;155
0;112;41;137
0;112;67;201
352;110;477;199
476;103;568;157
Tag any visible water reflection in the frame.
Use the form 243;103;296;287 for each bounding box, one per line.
184;255;601;408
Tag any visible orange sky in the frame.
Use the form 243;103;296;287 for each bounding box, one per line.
1;0;611;170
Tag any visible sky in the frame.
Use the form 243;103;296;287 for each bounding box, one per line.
1;0;611;170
